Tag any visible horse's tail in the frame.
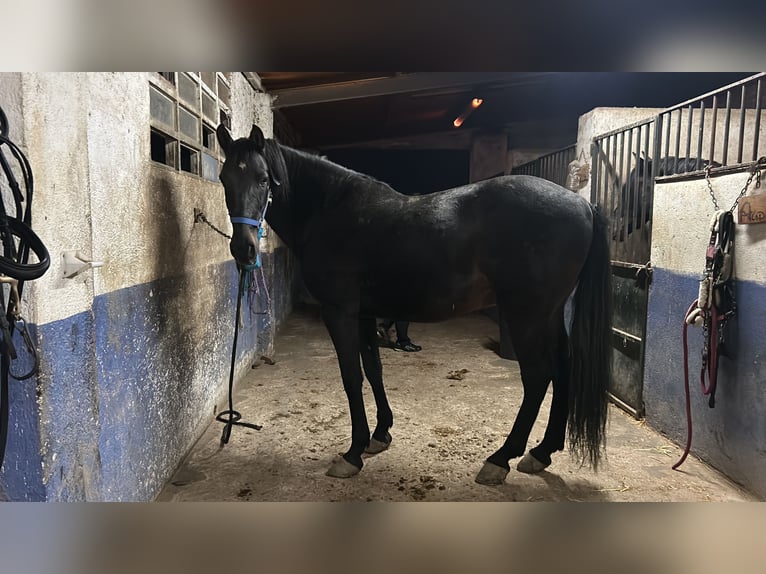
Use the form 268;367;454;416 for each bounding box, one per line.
568;204;612;470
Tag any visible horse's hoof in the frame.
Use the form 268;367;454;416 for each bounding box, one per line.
365;433;392;455
516;452;550;474
475;462;509;485
325;457;362;478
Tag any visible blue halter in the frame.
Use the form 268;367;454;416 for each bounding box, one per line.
229;216;261;227
230;192;272;269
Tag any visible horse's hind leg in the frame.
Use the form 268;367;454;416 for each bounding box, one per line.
358;317;393;454
518;320;570;474
476;316;556;485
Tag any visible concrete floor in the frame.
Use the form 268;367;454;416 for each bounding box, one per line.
159;310;755;502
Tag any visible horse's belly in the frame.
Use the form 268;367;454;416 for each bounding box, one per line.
363;272;496;322
430;275;496;317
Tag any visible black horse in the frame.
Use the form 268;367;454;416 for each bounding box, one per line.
216;123;612;485
615;155;721;240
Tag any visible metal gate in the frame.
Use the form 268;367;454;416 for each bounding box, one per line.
591;72;765;418
591;117;656;418
511;145;576;187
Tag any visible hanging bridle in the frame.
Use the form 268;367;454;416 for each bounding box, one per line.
673;158;764;470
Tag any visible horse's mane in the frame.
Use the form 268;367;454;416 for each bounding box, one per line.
263;139;290;201
265;139;397;201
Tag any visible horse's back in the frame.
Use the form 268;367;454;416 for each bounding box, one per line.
474;175;592;222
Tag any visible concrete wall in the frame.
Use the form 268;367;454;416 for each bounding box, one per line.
0;73;293;500
469;133;507;182
645;171;766;499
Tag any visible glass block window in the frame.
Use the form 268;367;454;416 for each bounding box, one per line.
149;72;233;182
178;73;199;110
178;107;199;142
149;87;175;129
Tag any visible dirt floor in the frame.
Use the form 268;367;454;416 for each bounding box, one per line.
158;310;755;502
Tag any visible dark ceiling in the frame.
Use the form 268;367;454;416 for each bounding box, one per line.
258;72;753;152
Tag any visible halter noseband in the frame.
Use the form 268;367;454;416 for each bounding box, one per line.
229;191;272;269
229;190;272;231
230;216;261;227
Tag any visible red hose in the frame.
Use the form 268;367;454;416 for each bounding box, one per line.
673;300;699;470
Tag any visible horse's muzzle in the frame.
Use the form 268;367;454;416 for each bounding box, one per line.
230;226;259;266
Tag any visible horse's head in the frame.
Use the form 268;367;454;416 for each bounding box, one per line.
216;121;274;267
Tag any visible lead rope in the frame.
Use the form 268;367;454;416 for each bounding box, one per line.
673;158;764;470
206;195;273;446
216;267;262;446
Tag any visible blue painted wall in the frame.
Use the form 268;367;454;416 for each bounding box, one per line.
0;326;46;501
645;269;766;498
0;252;291;501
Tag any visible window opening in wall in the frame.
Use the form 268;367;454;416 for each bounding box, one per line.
150;72;232;182
151;129;176;167
180;144;199;174
220;109;231;129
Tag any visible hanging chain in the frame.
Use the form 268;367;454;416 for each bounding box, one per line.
705;157;766;213
193;208;231;240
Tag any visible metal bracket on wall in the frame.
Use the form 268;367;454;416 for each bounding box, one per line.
62;251;104;279
611;260;653;289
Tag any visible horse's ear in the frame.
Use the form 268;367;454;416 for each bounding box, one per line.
216;123;233;155
249;125;265;151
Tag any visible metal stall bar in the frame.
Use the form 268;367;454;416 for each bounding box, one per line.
674;108;682;170
696;99;705;171
710;92;718;164
684;104;693;172
510;144;576;188
657;72;765;173
753;78;762;161
723;90;732;165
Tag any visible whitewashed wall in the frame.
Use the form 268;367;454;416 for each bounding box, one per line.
0;73;291;501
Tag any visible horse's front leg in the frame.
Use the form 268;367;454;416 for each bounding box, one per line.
322;306;369;478
358;316;393;454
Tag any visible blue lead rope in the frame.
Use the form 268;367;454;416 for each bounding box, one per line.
217;268;262;446
217;195;273;445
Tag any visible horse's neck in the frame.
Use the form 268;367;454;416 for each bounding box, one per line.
282;145;340;197
264;145;335;253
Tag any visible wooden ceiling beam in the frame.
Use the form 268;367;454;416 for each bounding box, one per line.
268;72;554;109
